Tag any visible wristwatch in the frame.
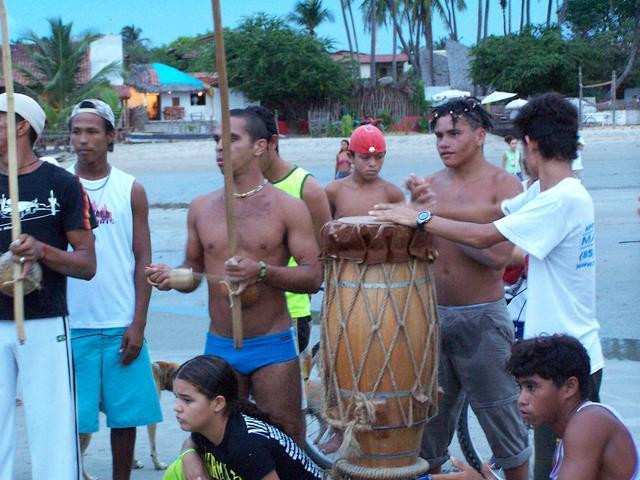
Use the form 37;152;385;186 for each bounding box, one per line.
416;210;432;231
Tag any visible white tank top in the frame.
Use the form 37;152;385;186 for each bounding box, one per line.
67;165;136;328
550;401;640;479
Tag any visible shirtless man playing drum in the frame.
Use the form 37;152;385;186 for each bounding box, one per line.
375;97;530;479
145;109;322;446
325;125;404;219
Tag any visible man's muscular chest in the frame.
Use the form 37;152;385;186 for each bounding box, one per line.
433;176;498;206
197;199;288;262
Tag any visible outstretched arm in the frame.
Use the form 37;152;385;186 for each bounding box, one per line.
370;204;507;250
146;199;205;292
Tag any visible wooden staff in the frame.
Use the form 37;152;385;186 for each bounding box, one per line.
211;0;242;349
0;0;25;343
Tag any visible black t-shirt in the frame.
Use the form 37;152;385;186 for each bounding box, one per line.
192;412;322;480
0;162;96;320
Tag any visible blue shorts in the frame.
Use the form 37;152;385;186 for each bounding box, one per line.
204;329;298;376
71;327;163;433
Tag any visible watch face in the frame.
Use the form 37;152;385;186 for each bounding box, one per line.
417;211;432;223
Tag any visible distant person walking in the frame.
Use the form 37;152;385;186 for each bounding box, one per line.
334;139;352;179
502;135;523;180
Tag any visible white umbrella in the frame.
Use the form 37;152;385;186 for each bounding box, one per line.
431;89;471;102
505;98;528;109
481;91;517;104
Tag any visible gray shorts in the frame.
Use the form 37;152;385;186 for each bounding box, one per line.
421;299;531;470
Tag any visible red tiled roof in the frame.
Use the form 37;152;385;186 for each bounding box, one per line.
116;85;131;99
193;72;217;86
0;43;92;88
331;50;409;64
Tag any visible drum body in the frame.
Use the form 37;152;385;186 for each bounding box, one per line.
321;217;440;477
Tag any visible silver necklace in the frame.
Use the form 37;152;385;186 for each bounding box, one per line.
233;178;268;198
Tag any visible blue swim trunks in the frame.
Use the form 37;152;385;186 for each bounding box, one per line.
204;329;298;376
71;327;163;433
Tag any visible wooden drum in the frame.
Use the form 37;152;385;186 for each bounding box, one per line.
320;216;440;479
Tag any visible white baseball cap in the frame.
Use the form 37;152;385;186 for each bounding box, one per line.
0;93;46;137
70;98;115;129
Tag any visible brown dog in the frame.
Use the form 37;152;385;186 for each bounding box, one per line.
80;360;180;480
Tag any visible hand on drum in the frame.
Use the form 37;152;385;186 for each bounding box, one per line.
369;203;419;228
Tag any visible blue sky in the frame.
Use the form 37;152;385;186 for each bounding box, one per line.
7;0;551;51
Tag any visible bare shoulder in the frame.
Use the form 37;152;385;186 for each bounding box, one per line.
325;178;346;197
565;405;617;446
489;166;523;199
271;184;306;210
302;176;329;201
189;190;222;216
381;179;405;202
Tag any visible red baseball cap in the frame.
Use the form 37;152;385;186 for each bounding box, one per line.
349;125;386;155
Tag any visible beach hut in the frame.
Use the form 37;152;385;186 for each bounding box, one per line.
126;63;212;121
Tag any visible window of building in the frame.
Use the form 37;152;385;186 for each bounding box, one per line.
172;97;180;107
190;92;206;106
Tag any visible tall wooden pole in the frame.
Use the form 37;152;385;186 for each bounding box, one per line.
0;0;25;343
578;65;583;130
611;70;616;128
211;0;242;349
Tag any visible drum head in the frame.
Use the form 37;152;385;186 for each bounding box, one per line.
337;215;393;225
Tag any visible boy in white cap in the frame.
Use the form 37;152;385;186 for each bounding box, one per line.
0;93;97;479
66;99;161;480
325;124;404;219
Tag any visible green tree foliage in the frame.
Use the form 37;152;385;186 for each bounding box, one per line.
149;36;215;72
121;25;150;67
223;14;351;116
471;28;585;95
287;0;335;36
565;0;640;88
17;17;120;130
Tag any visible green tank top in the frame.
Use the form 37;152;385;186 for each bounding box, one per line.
504;149;522;174
273;166;312;318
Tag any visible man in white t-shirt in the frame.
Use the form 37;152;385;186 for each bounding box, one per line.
67;99;161;480
372;92;603;479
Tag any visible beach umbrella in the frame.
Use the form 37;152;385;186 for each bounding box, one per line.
431;89;470;102
481;91;517;104
505;98;528;109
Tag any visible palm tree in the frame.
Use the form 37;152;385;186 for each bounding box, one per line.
17;17;120;130
477;0;483;44
545;0;553;28
500;0;507;35
339;0;358;75
120;25;149;67
287;0;335;37
360;0;387;80
483;0;490;39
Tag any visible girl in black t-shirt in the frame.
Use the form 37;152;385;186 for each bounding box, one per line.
164;355;322;480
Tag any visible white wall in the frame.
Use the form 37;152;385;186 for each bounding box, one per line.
90;35;123;85
212;88;259;121
159;91;214;120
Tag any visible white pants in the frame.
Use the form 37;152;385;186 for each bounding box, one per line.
0;317;80;479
